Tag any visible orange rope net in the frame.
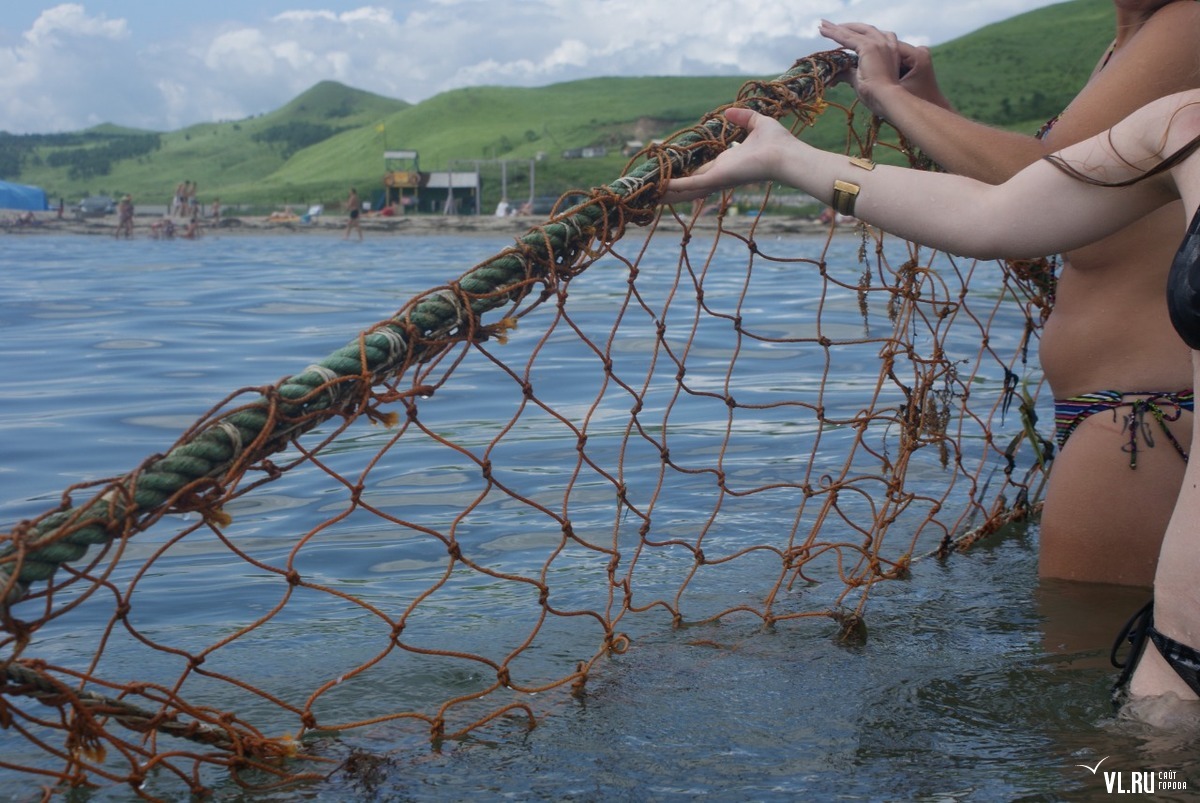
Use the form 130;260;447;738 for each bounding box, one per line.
0;52;1052;798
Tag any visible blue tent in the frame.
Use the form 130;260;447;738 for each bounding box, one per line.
0;180;49;211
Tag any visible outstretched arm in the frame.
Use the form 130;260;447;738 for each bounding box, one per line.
662;101;1189;260
819;20;1048;182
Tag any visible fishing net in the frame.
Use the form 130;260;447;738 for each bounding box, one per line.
0;51;1053;798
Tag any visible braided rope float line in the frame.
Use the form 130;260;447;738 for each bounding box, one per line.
0;50;856;615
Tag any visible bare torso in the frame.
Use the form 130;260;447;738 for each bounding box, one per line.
1034;212;1193;587
1040;202;1193;396
1025;10;1196;587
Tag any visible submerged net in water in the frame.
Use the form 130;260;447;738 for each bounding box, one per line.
0;51;1052;797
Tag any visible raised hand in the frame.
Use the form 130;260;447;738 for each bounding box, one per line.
820;20;951;113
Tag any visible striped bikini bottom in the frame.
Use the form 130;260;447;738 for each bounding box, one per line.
1053;389;1194;468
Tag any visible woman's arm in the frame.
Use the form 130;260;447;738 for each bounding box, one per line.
662;100;1186;260
820;20;1043;183
820;5;1200;185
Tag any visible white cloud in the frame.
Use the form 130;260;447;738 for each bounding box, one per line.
0;4;142;133
0;0;1066;134
23;3;128;47
205;28;273;75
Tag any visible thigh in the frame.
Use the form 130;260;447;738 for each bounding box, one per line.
1129;643;1199;707
1038;411;1190;587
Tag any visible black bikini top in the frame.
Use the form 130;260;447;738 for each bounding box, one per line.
1168;204;1200;350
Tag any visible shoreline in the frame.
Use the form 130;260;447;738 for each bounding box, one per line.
1;210;848;239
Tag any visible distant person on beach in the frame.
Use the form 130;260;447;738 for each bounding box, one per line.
344;187;363;240
149;216;175;239
660;88;1200;709
819;2;1200;589
182;214;201;239
267;207;299;223
115;195;134;239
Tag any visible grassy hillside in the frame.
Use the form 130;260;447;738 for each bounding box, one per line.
1;0;1114;212
5;81;409;210
931;0;1114;128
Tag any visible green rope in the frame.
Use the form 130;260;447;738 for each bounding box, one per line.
0;50;855;610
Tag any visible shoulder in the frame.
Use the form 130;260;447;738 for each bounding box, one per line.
1141;89;1200;130
1127;1;1200;53
1113;2;1200;64
1146;0;1200;24
1114;90;1200;165
1057;6;1200;140
1163;90;1200;150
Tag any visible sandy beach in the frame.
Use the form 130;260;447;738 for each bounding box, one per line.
1;209;840;239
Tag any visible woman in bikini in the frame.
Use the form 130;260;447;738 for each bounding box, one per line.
819;2;1200;588
661;89;1200;704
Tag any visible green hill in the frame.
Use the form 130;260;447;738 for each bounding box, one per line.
928;0;1114;127
0;0;1114;212
1;81;409;210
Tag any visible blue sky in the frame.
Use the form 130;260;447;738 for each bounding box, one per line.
0;1;1069;134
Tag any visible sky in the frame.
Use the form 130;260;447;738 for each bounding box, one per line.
0;1;1070;135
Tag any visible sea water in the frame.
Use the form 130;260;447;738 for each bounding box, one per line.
0;231;1195;801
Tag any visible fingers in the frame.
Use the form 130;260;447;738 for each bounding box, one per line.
901;44;934;74
820;20;882;38
820;19;905;50
660;108;763;205
662;161;733;204
722;106;756;130
819;19;878;48
660;147;719;205
661;177;715;205
819;20;855;50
